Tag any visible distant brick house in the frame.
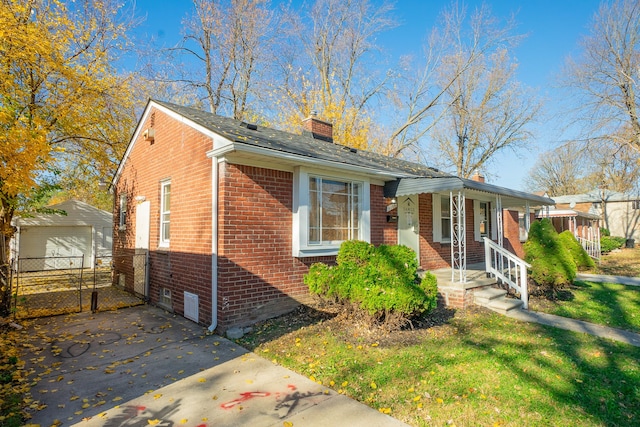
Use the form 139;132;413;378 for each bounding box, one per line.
111;100;553;331
553;189;640;242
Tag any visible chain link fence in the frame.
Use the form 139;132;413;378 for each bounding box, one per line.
11;252;146;320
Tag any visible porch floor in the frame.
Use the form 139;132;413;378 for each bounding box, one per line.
427;263;497;290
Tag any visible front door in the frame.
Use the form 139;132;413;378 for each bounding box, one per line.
398;195;420;261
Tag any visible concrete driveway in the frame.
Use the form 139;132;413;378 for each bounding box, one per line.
21;305;408;426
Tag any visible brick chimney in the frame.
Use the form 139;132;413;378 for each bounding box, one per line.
302;111;333;142
471;171;485;183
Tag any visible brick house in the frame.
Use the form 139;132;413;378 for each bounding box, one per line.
111;100;553;331
553;189;640;242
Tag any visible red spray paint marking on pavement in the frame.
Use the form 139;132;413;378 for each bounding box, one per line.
220;392;271;409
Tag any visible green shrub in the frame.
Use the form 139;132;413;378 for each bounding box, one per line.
304;241;438;324
558;230;596;271
600;227;611;237
600;235;626;253
523;219;576;290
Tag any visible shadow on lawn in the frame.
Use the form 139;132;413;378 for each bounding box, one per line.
459;316;640;426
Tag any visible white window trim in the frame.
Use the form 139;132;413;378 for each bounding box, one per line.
159;179;171;247
293;167;370;257
432;194;451;244
119;194;127;230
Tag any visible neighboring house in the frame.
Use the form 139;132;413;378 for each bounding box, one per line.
12;199;113;271
553;189;640;242
112;100;553;331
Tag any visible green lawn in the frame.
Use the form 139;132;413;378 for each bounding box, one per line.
530;281;640;333
237;306;640;427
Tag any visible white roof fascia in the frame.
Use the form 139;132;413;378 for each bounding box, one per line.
112;100;228;189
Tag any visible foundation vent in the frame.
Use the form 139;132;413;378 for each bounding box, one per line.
184;291;199;322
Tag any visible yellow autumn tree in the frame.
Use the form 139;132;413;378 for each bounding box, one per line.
274;0;394;152
0;0;137;315
277;88;375;150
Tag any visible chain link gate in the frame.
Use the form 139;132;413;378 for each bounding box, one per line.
11;252;146;320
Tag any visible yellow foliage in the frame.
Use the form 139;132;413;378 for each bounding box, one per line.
0;0;135;210
276;87;377;151
0;325;31;424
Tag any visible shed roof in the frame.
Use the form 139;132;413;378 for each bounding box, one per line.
15;200;111;227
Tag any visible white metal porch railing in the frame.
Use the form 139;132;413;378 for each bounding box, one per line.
484;237;530;309
577;236;601;261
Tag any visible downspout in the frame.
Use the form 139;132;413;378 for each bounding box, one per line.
208;156;219;332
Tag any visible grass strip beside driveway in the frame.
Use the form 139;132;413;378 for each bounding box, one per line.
237;306;640;427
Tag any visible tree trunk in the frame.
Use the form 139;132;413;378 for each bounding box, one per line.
1;203;16;317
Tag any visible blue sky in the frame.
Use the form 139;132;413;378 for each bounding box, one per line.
131;0;603;190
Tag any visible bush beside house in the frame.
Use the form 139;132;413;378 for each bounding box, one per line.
304;241;438;327
558;230;596;271
600;228;626;253
524;219;577;291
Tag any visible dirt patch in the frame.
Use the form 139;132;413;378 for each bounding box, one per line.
241;299;463;349
598;247;640;276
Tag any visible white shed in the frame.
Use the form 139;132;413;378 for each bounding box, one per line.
13;200;112;270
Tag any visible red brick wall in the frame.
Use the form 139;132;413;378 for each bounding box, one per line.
216;163;334;329
503;209;524;258
115;113;398;331
113;107;213;324
416;195;486;271
371;185;397;245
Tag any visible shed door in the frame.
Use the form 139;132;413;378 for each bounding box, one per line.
398;196;420;262
19;226;92;270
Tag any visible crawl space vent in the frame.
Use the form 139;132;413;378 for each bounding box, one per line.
184;291;199;322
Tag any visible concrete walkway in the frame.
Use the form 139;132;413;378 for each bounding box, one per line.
20;306;409;427
502;273;640;347
506;309;640;347
577;272;640;287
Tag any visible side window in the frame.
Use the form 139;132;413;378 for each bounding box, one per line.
119;195;127;230
160;180;171;246
479;202;490;237
441;196;451;242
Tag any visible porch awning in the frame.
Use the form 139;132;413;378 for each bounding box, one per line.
384;176;555;207
536;208;600;220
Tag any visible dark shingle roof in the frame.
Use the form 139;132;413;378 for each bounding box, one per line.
154;100;451;179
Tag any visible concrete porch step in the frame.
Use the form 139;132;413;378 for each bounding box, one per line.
474;287;525;315
486;297;524;315
473;287;507;305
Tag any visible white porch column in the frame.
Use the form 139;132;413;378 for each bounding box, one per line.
495;195;503;247
450;190;467;283
524;202;531;233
